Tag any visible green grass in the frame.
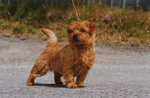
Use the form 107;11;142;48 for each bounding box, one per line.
13;26;24;34
27;28;35;34
1;24;11;30
3;34;11;37
42;37;48;41
21;37;28;40
0;2;150;47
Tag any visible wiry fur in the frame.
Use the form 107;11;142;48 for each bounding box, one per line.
26;20;96;88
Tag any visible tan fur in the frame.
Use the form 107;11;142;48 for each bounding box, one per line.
26;20;96;88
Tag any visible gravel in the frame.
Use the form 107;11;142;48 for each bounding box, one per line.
0;36;150;98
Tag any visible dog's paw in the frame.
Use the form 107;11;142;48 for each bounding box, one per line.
76;82;86;87
26;79;34;86
26;82;34;86
66;83;78;88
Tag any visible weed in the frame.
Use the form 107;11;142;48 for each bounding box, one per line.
0;19;3;25
0;4;12;19
13;26;24;34
42;37;48;41
1;24;11;30
0;3;150;46
131;42;141;47
3;34;10;37
68;13;77;23
0;20;11;30
27;28;35;34
56;27;62;30
80;16;88;21
21;37;28;40
129;27;143;37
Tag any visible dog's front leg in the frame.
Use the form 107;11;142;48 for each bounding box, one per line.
64;72;77;88
66;77;77;88
76;67;90;87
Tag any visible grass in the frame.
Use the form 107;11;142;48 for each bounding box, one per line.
3;34;11;37
0;2;150;46
13;26;24;34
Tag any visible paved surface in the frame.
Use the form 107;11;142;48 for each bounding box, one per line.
0;36;150;98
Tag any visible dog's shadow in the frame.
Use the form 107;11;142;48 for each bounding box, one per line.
33;83;66;88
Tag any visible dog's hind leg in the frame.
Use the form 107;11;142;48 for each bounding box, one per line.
54;71;63;84
26;64;49;86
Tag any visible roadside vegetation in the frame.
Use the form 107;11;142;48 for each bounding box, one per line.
0;2;150;47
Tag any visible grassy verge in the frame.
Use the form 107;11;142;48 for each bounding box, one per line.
0;2;150;47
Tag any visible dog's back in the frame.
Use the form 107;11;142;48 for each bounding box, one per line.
40;28;66;65
40;28;66;62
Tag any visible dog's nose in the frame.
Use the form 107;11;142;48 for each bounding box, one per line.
73;34;78;40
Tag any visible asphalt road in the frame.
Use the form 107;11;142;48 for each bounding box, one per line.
0;36;150;98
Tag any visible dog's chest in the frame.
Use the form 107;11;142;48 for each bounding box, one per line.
72;51;94;76
74;49;95;68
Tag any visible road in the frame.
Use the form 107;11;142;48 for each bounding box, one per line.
0;36;150;98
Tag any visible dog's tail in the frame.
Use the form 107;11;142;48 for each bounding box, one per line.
41;28;57;44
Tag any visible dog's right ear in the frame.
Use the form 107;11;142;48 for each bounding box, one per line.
86;21;95;35
66;25;73;34
66;25;70;33
66;22;74;34
89;23;95;35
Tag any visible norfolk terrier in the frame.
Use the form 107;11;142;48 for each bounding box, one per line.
26;20;95;88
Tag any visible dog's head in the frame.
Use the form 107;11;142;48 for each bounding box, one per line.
66;21;95;45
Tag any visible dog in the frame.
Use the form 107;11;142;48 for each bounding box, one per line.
26;20;95;88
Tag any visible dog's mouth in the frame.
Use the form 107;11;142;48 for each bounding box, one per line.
73;39;80;42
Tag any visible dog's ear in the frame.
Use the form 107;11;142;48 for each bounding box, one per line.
66;24;70;33
86;21;95;35
66;22;73;34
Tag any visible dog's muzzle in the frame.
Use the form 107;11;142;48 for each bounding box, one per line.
73;34;78;41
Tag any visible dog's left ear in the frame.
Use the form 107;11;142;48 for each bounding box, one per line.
86;21;96;35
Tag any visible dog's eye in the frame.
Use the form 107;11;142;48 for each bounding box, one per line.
68;30;73;34
81;29;86;32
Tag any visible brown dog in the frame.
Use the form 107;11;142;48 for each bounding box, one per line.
26;21;95;88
